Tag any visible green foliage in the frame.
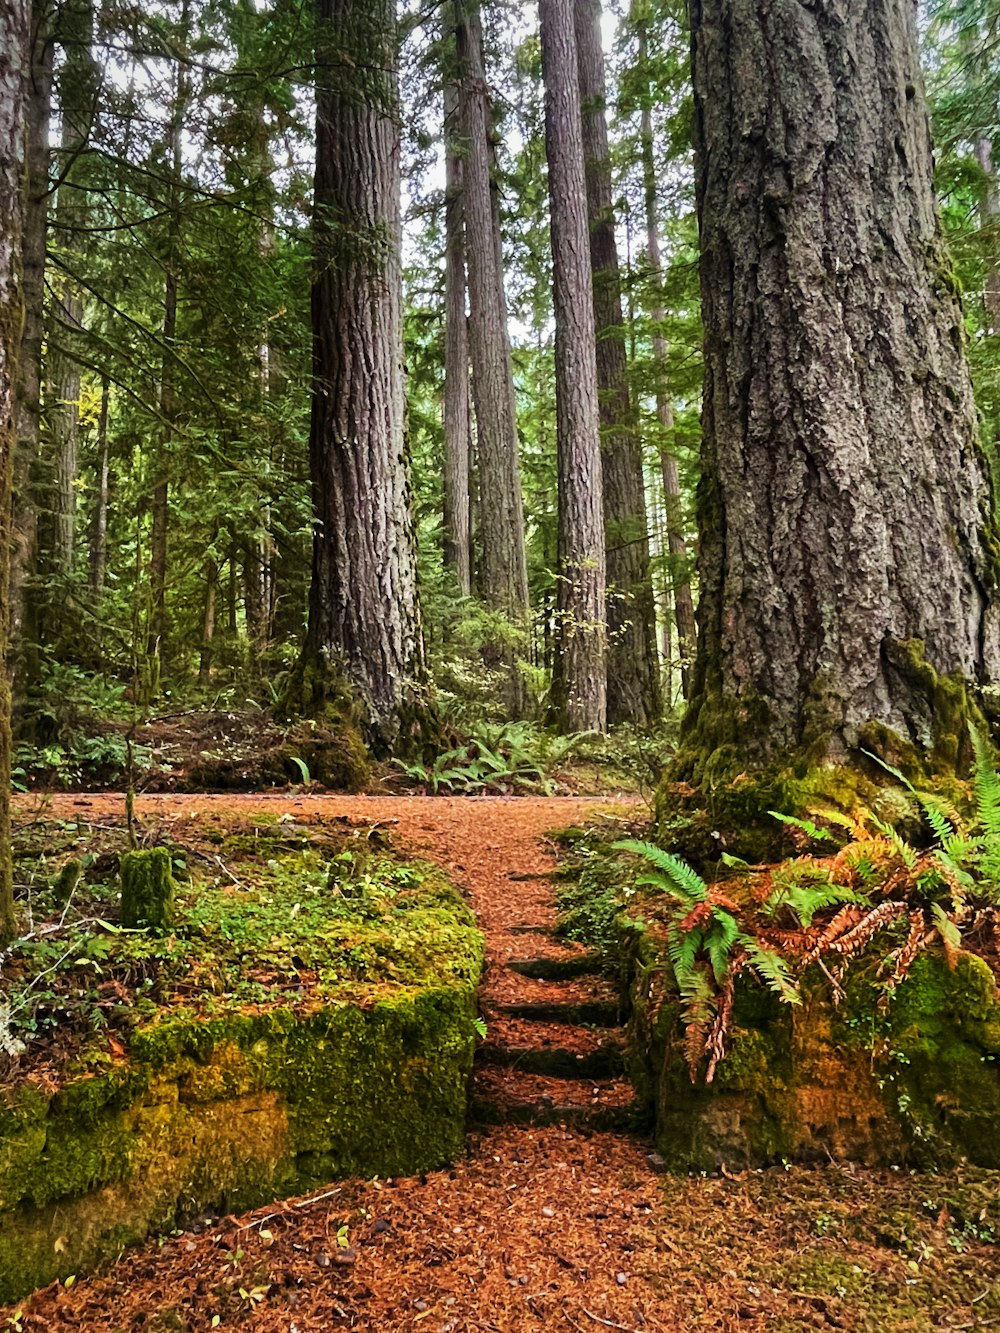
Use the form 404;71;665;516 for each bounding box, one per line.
613;725;1000;1082
760;866;864;930
768;811;836;846
614;839;800;1082
394;722;602;795
3;834;482;1065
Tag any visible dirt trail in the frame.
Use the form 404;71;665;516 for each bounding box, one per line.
6;793;999;1333
9;792;675;1332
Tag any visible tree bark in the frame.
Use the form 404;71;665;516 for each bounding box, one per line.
88;373;109;594
637;19;696;701
10;0;49;676
540;0;607;734
684;0;1000;777
0;0;27;941
453;2;529;637
47;0;97;578
575;0;660;727
304;0;422;748
442;75;472;597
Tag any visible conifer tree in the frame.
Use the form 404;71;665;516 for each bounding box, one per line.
681;0;999;780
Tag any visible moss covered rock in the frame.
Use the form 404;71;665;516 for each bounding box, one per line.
0;887;484;1304
625;939;1000;1173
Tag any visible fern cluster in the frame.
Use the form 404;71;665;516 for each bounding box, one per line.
615;724;1000;1085
613;839;798;1083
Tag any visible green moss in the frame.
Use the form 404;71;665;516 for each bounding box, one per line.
120;848;175;931
871;953;1000;1164
0;855;485;1305
666;640;987;860
273;652;374;777
655;762;879;866
266;720;369;792
628;946;1000;1173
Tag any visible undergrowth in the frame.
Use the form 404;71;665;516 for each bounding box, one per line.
610;727;1000;1084
0;819;480;1081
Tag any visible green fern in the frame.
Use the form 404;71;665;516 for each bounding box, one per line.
769;811;837;844
613;839;708;905
764;879;865;929
742;939;801;1005
972;724;1000;840
706;912;741;984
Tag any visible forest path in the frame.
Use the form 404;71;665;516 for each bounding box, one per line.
13;791;682;1333
8;793;1000;1331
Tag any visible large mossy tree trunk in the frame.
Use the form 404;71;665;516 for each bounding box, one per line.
304;0;422;751
681;0;999;785
540;0;607;734
0;0;27;943
575;0;660;728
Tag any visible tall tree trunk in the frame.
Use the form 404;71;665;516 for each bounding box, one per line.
442;75;472;597
454;1;529;673
47;0;96;578
683;0;999;778
575;0;660;727
540;0;607;734
88;373;109;594
0;0;27;942
303;0;422;748
638;20;695;701
974;136;1000;332
198;558;217;688
146;3;188;690
10;0;49;682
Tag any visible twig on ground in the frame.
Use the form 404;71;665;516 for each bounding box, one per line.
582;1310;645;1333
233;1186;343;1232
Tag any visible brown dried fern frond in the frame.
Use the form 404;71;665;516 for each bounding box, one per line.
684;1018;710;1083
802;905;866;963
879;910;927;997
704;972;737;1086
827;901;908;958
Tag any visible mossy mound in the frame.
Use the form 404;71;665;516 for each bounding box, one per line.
263;720;369;791
0;846;484;1303
626;937;1000;1172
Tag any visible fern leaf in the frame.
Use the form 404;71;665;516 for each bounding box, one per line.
930;902;963;969
706;912;740;984
914;792;956;847
614;840;708;902
769;811;836;843
972;724;1000;839
861;748;916;793
741;938;801;1005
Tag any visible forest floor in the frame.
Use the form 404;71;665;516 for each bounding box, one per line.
2;792;999;1332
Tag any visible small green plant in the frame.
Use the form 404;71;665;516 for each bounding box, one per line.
614;839;799;1082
